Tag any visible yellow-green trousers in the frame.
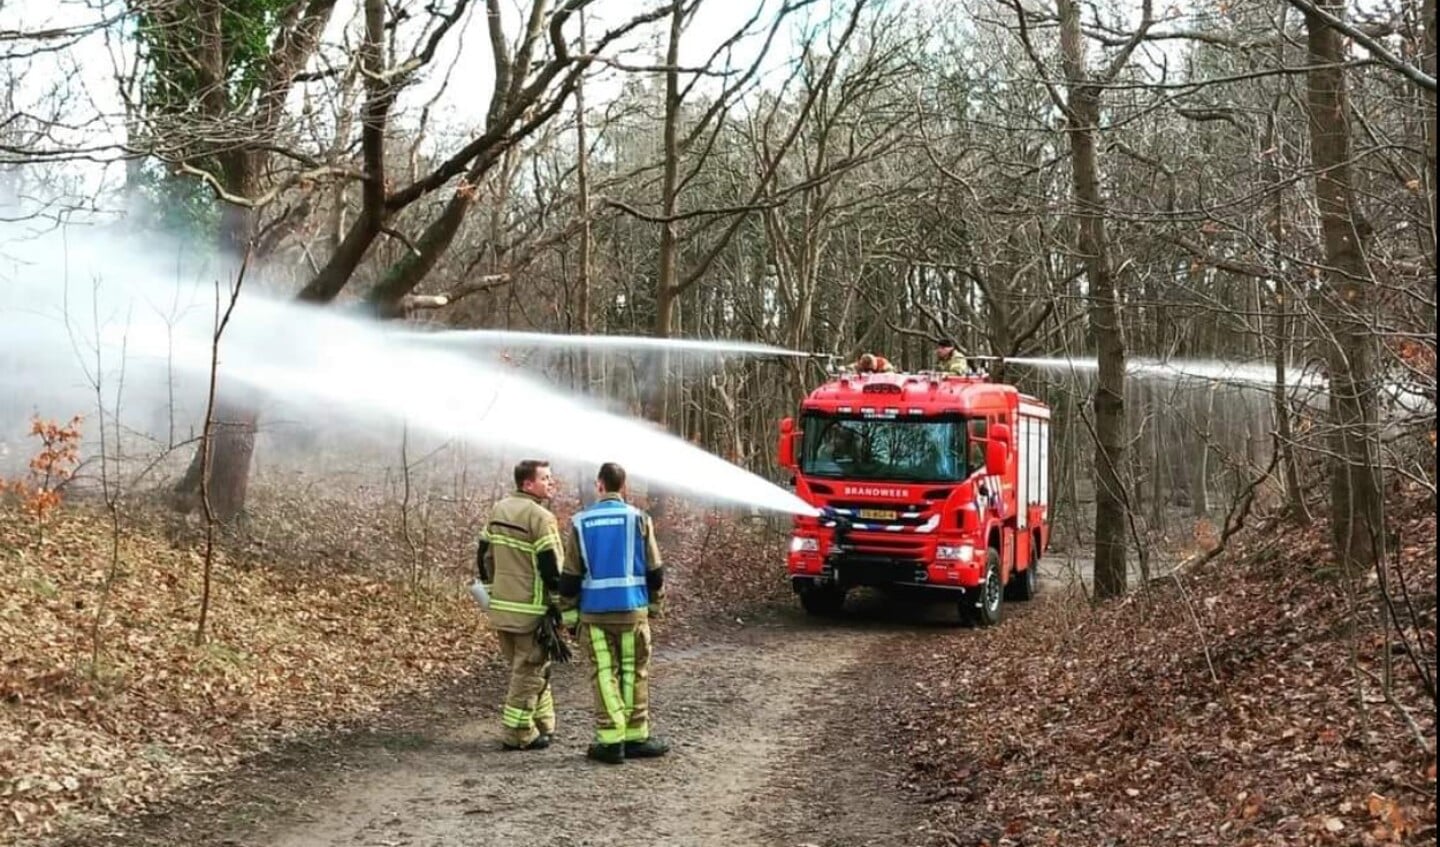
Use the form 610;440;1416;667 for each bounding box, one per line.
581;620;652;745
497;629;555;746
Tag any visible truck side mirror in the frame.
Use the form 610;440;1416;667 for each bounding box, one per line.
778;417;798;469
985;423;1011;476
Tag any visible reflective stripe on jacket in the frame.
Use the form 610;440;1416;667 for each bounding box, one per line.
481;492;562;631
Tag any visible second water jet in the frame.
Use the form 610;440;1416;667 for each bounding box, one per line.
994;354;1325;391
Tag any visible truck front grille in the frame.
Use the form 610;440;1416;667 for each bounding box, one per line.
845;534;927;557
827;501;938;532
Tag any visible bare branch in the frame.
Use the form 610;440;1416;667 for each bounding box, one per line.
1287;0;1437;92
177;161;360;208
1099;0;1154;84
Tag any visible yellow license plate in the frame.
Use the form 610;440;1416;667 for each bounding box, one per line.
857;509;898;520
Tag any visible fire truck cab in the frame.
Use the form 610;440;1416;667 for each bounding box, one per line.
777;369;1051;625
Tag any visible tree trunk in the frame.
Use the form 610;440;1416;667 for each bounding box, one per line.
572;45;596;506
1303;1;1383;572
1192;388;1213;517
651;0;683;364
1273;297;1312;523
172;149;262;521
643;2;684;522
173;393;259;521
1058;0;1128;598
1424;0;1437;270
575;7;593;390
1147;384;1165;529
174;0;388;520
1261;90;1313;525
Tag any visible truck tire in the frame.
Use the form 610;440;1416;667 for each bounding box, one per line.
1004;537;1038;602
800;585;846;617
960;547;1004;627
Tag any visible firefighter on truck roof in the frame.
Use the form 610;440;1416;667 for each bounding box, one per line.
850;352;896;373
559;462;671;765
935;338;969;374
475;459;564;751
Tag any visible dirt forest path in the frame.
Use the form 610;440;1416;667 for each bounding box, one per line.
91;596;994;847
252;609;931;847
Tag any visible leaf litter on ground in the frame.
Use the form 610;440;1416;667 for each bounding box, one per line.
897;497;1437;847
0;477;789;845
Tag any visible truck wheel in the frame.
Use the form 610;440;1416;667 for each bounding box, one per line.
1004;540;1038;602
800;585;846;617
960;547;1003;627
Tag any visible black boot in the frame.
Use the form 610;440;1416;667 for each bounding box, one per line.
586;742;625;765
502;733;552;752
623;737;670;759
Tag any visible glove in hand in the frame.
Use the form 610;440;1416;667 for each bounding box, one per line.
537;605;573;664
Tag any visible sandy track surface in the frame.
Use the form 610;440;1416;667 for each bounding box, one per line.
68;584;1046;847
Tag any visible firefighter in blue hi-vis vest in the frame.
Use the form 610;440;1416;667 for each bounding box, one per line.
558;462;669;765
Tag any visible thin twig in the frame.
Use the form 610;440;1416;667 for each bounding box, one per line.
196;249;252;647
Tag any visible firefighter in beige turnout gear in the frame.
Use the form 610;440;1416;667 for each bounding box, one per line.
476;459;564;750
559;462;670;765
935;337;969;374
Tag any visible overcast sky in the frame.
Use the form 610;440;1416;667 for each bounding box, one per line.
0;0;828;177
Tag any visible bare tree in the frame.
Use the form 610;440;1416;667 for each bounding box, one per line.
168;0;672;519
1004;0;1150;598
1301;0;1384;573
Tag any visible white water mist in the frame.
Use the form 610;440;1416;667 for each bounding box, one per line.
998;355;1325;391
0;225;816;517
997;354;1433;427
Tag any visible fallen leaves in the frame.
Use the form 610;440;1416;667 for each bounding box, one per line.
650;507;790;629
0;500;491;845
0;475;787;845
1367;792;1413;841
899;501;1437;846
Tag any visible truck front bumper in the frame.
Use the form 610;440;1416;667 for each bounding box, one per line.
788;552;982;589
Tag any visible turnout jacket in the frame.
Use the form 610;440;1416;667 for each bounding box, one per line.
559;493;664;626
477;491;564;633
937;350;969;374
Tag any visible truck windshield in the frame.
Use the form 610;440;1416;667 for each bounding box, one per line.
799;414;969;483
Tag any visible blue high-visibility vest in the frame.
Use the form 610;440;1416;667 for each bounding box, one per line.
572;499;649;614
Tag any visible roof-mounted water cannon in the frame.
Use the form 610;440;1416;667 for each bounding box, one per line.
795;351;844;382
964;354;1003;379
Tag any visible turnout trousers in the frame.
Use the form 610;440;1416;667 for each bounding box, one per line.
581;620;652;746
497;629;555;747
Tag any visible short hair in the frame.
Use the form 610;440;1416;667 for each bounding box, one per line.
858;353;876;370
597;462;626;493
936;338;957;349
514;459;550;489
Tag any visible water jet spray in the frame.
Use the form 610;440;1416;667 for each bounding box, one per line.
0;233;818;518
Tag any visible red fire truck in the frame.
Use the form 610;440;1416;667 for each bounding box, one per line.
776;368;1051;625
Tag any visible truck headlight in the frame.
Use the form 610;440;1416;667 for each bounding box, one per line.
936;544;974;562
789;536;819;553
